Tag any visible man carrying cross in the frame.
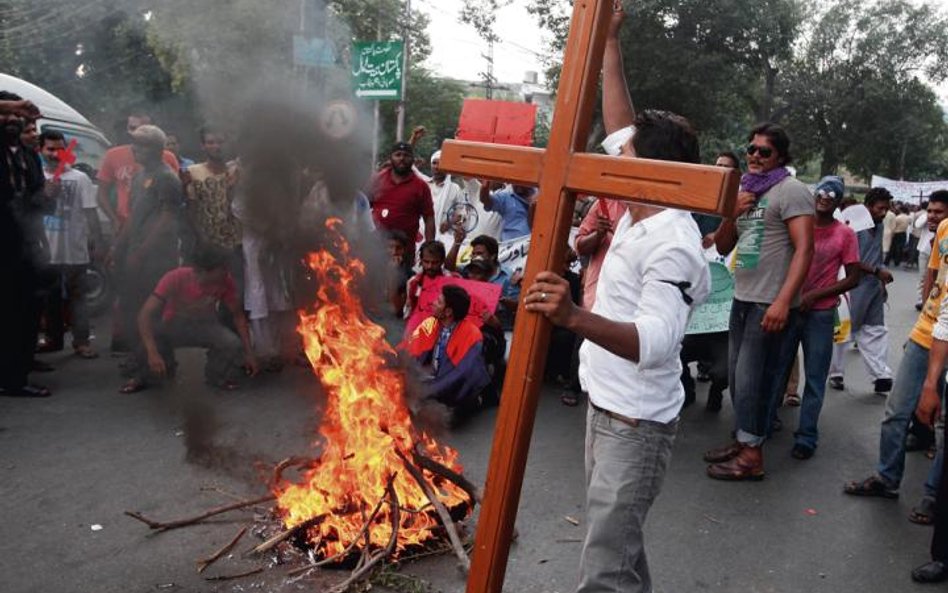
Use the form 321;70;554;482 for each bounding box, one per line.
525;5;709;591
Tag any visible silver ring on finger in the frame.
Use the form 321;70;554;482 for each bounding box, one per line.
540;292;548;302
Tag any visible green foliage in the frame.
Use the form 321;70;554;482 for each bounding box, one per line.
379;66;466;162
528;0;948;179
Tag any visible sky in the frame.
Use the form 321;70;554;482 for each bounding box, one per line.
415;0;553;85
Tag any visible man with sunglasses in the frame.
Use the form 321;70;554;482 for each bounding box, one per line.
704;123;814;481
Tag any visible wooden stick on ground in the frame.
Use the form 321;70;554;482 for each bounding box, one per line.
412;448;483;506
286;474;398;578
396;450;470;572
197;526;248;574
328;484;401;593
249;514;325;556
125;494;276;532
203;567;264;582
269;456;317;490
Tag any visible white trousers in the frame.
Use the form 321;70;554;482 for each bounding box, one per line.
829;324;892;382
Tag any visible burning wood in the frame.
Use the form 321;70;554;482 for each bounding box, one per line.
124;218;478;590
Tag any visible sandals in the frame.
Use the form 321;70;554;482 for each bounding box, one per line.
74;344;99;359
784;393;801;407
119;379;147;394
843;475;899;499
561;392;580;407
910;496;936;525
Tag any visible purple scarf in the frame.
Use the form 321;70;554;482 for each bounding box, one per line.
740;167;790;198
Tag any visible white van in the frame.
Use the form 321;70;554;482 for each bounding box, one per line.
0;73;111;174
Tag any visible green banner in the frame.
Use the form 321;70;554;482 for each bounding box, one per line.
352;41;403;100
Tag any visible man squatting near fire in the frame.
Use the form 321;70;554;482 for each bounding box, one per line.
525;4;710;592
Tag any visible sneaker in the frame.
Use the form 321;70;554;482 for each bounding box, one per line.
829;376;844;391
874;378;893;394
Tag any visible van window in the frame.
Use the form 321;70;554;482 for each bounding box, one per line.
39;125;109;177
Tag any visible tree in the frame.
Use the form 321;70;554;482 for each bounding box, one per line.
777;0;948;177
527;0;804;160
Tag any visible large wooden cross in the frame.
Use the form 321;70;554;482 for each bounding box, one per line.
437;1;739;592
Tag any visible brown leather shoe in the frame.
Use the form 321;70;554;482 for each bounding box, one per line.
703;441;742;463
707;445;765;481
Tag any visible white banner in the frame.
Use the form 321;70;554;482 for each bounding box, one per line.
870;175;948;205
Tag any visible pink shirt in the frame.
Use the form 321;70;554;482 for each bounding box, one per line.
575;198;628;310
802;220;859;310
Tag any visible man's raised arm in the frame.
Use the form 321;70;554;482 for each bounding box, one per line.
602;1;635;136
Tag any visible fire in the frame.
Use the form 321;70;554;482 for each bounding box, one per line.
274;218;469;559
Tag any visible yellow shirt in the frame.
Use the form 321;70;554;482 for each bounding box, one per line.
910;218;948;349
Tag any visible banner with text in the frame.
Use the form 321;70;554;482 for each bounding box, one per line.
352;41;403;100
871;175;948;205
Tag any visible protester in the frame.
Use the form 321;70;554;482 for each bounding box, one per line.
165;133;195;172
20;119;38;150
38;130;103;359
385;229;415;319
0;91;52;397
402;284;491;421
780;176;860;459
843;191;948;509
368;141;435;243
448;233;520;329
911;220;948;581
427;150;465;248
524;5;709;591
828;188;895;393
704;122;814;481
96;110;180;231
111;125;183;366
888;204;911;267
183;125;242;287
478;181;537;241
120;246;258;393
405;240;458;321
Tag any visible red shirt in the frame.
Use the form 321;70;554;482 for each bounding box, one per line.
153;267;238;323
369;169;434;242
97;145;180;222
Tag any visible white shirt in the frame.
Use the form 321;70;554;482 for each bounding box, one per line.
427;175;464;247
579;208;710;423
43;167;97;265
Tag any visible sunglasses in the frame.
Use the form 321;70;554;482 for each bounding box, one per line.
746;144;774;158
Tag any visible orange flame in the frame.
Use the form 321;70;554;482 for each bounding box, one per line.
274;218;469;558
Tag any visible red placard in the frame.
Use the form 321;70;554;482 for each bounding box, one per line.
404;276;503;338
456;99;537;146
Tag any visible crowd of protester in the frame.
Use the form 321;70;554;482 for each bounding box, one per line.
4;8;948;580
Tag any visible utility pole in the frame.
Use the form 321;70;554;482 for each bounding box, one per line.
372;1;382;166
395;0;411;140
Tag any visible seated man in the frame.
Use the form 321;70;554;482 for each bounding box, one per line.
403;285;490;418
120;247;258;393
405;240;458;320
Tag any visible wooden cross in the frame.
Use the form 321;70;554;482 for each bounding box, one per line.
436;1;739;592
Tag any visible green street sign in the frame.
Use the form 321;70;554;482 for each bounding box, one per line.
352;41;403;100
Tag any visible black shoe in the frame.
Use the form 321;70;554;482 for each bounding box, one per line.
791;444;814;460
706;389;723;413
912;561;948;583
874;378;893;394
829;376;844;391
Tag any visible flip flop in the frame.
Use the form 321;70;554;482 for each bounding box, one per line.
561;393;580;407
118;379;147;394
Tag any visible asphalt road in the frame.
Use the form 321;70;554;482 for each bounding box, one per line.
0;265;939;593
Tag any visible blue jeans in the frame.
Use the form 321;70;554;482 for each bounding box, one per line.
729;300;798;446
792;309;836;451
877;340;944;487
